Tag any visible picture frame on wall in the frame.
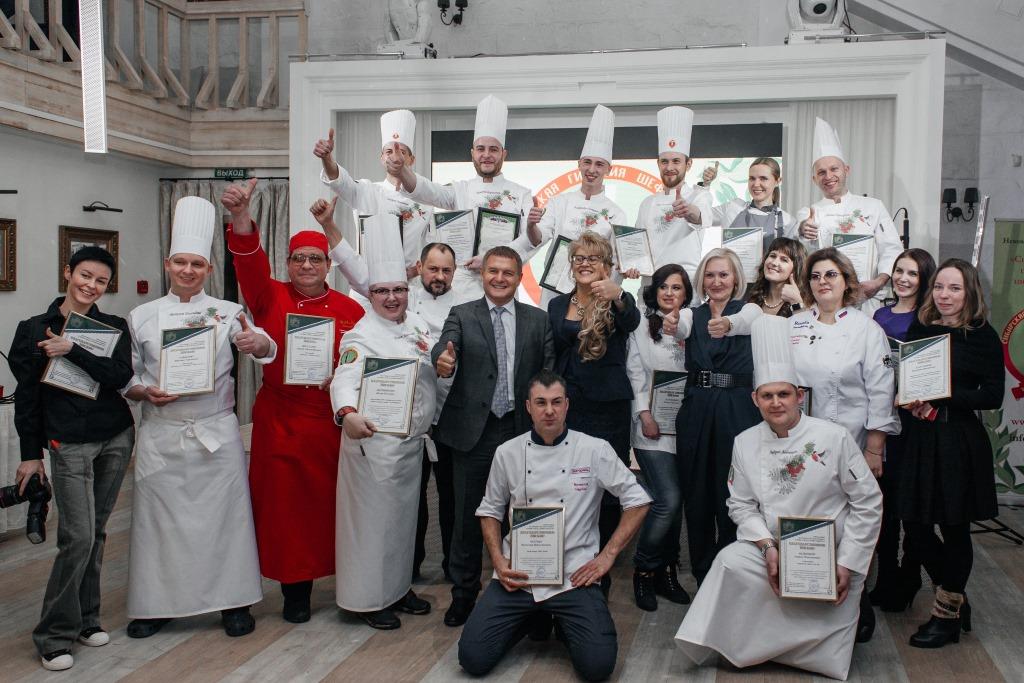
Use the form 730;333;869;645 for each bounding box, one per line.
0;218;15;291
59;225;119;293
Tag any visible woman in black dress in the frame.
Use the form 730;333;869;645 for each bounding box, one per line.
549;231;641;585
900;258;1004;648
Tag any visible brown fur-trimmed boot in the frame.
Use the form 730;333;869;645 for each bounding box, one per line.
909;587;966;648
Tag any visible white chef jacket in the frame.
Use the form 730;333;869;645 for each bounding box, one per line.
626;320;687;453
402;172;533;300
789;306;899;448
791;192;903;307
321;167;434;269
476;429;651;602
671;301;764;341
409;281;473;424
713;198;796;251
635;182;713;282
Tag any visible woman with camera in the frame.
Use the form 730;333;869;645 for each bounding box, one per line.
9;247;135;671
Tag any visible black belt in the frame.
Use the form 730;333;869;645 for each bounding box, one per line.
686;370;753;389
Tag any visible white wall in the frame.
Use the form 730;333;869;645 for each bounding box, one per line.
0;127;181;392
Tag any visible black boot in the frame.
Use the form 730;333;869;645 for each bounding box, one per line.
633;570;657;612
881;568;922;613
654;563;691;605
910;588;966;648
856;588;876;643
221;607;255;637
281;580;313;623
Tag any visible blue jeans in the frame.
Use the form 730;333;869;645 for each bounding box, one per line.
632;448;683;571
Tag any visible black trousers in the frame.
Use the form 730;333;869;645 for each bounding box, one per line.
903;522;974;594
679;420;736;584
414;439;454;578
449;411;519;602
458;580;618;682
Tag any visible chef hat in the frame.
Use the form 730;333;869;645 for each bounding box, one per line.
474;94;508;147
169;196;215;261
380;109;416;150
363;214;406;285
812;117;845;164
580;105;615;163
752;314;799;389
657;106;694;157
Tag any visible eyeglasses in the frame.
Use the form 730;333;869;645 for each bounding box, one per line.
809;270;842;282
289;254;326;265
369;286;410;297
571;255;603;265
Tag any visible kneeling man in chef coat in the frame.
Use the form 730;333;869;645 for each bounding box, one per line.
458;369;650;682
674;316;881;681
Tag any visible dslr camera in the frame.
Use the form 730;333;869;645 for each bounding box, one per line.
0;474;53;544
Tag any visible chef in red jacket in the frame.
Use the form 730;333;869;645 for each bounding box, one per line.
221;179;364;623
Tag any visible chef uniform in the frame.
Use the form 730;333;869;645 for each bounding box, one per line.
125;198;270;619
459;428;651;680
401;95;533;300
713;199;797;254
225;225;364;588
675;315;882;681
789;306;899;449
321;108;434;308
635;106;713;283
792;118;903;314
330;215;438;614
511;105;628;309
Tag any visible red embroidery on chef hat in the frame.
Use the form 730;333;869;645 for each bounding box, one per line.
668;139;677;148
392;133;400;139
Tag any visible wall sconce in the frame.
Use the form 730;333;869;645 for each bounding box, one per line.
83;201;124;213
438;0;468;26
942;187;978;222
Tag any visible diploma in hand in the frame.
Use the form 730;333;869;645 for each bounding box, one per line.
284;313;335;386
474;208;521;256
612;224;655;276
510;506;565;585
779;516;837;601
357;356;419;436
539;236;574;294
649;370;687;435
41;312;122;399
897;333;952;405
832;233;876;283
434;210;475;265
722;227;763;281
159;325;216;395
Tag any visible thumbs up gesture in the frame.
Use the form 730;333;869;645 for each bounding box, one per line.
671;185;691;220
37;327;73;357
234;313;270;358
309;196;339;229
799;207;819;241
781;274;803;306
701;164;718;185
382;141;407;178
527;195;546;227
221;178;258;220
436;340;457;378
662;308;680;337
315;128;339;179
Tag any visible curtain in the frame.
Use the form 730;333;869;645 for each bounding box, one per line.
783;98;896;217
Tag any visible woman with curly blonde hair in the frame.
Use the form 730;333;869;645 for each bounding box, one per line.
548;231;641;592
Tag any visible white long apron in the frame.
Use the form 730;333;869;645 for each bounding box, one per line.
330;310;437;611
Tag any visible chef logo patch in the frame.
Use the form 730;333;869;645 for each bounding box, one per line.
668;139;676;148
339;347;359;364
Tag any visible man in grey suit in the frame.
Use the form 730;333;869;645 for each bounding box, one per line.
432;246;555;626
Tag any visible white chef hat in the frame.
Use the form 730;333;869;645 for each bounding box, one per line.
580;104;615;163
752;314;799;389
362;214;406;285
812;117;845;164
474;94;508;147
657;106;694;156
380;109;416;150
169;196;215;261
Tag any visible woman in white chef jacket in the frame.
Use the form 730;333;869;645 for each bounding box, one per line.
625;263;694;612
708;157;796;252
330;215;437;630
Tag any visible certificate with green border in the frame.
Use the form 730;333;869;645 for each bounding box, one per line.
41;311;122;399
159;325;216;396
474;208;521;256
897;333;951;405
779;516;837;601
649;370;687;435
357;356;419;436
538;235;574;294
284;313;335;386
511;506;565;585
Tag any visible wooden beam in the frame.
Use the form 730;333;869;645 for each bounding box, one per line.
135;0;168;98
158;7;189;106
225;15;248;108
256;15;279;109
193;17;218;110
107;0;144;89
0;7;23;50
16;0;56;61
182;0;306;17
47;0;81;65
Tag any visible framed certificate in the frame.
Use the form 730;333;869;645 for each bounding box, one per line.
284;313;335;386
41;312;122;399
474;208;521;257
722;227;763;281
357;356;419;436
538;235;574;294
433;210;475;265
159;325;216;395
897;333;952;405
798;385;813;416
778;516;837;601
612;224;655;276
832;233;876;283
510;506;565;585
649;370;687;435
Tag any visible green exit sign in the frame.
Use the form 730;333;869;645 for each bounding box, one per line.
214;168;249;179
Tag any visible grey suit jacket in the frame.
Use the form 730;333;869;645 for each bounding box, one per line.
431;298;555;452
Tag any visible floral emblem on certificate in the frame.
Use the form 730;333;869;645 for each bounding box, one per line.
769;442;827;495
483;189;514;210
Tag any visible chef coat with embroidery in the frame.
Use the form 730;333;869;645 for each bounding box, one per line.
635;183;713;281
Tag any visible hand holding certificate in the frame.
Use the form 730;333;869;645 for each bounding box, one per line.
159;325;216;395
612;225;655;277
474;208;521;257
896;333;952;405
41;312;122;399
778;516;837;601
538;236;574;294
285;313;335;385
649;370;687;435
511;506;564;585
357;356;418;436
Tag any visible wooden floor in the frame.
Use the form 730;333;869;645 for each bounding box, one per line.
2;470;1024;682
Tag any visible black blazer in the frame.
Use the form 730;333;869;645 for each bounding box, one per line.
548;291;641;402
431;298;555;451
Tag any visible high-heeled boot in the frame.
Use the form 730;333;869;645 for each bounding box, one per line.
910;587;965;648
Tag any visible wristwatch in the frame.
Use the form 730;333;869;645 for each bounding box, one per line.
758;540;777;558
